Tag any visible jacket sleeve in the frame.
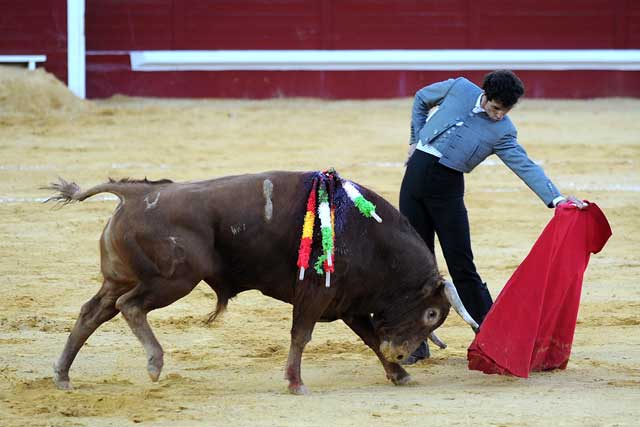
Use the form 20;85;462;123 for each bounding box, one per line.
494;132;562;207
409;78;455;145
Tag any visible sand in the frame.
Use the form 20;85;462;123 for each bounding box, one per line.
0;66;638;426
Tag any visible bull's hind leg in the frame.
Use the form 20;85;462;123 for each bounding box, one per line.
54;280;129;390
115;278;197;382
343;315;412;386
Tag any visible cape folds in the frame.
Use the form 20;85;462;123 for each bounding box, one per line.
467;202;612;378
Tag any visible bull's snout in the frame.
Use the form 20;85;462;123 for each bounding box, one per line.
380;340;411;363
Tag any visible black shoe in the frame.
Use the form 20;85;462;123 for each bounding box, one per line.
401;341;430;365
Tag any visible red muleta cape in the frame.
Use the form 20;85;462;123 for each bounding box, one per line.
467;202;612;378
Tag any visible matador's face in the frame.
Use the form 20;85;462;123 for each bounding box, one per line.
482;96;513;121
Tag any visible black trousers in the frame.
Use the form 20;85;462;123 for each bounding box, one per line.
399;150;493;325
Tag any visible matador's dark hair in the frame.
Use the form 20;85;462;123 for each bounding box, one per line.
482;70;525;108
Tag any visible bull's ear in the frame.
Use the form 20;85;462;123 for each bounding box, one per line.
421;278;443;298
421;282;437;298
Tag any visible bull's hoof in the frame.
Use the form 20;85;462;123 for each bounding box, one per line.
147;364;162;382
53;363;73;390
288;383;310;395
54;378;73;390
147;355;163;382
387;367;412;386
385;362;412;386
390;373;412;386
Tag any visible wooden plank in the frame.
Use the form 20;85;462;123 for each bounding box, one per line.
471;1;618;48
0;1;66;50
628;0;640;47
173;0;322;49
330;0;468;49
86;0;174;50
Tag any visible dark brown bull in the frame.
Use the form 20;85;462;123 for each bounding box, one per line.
45;171;477;394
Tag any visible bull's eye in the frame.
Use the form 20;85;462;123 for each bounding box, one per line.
423;308;439;324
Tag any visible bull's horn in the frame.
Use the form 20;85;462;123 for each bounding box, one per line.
428;332;447;349
443;280;480;332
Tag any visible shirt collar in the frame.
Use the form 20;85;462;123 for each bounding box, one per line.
472;92;485;114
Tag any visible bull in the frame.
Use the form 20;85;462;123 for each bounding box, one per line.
45;171;478;394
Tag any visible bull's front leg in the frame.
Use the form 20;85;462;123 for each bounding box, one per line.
343;315;412;385
285;289;333;395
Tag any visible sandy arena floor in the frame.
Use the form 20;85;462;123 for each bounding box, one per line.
1;67;639;426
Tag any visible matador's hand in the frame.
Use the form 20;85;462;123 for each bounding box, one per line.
559;195;587;210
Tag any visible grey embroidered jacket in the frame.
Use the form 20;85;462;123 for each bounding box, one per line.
410;77;561;207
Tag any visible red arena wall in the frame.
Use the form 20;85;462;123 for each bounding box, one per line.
0;1;67;79
1;0;639;99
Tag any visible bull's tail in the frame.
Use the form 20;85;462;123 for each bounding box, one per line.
207;296;229;324
204;282;236;324
42;177;127;206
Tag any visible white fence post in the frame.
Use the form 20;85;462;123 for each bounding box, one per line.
67;0;86;99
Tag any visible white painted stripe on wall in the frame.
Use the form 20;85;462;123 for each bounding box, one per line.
130;49;640;71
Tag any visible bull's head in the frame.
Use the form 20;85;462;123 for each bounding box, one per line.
375;280;479;363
